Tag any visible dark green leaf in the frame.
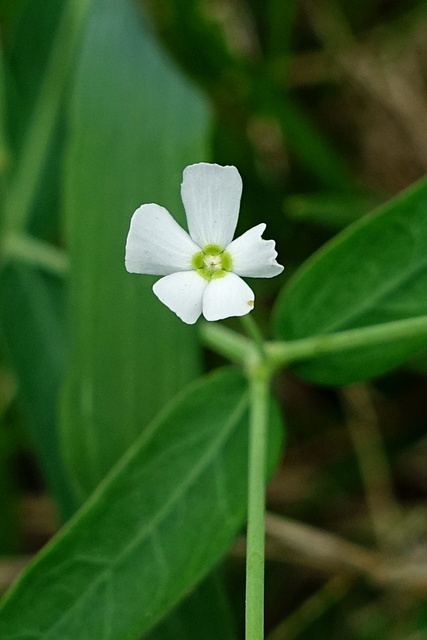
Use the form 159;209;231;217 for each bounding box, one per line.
274;177;427;384
3;0;90;234
0;44;7;185
0;263;75;518
4;0;64;152
0;408;18;553
0;369;284;640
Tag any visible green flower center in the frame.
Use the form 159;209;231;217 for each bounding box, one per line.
191;244;233;280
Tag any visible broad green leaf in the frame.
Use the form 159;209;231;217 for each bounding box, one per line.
0;1;27;30
62;0;209;501
0;263;75;518
0;369;284;640
274;177;427;384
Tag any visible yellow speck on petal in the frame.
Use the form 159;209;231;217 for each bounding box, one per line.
247;300;254;307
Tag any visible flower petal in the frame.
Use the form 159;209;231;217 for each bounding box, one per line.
153;271;208;324
125;204;200;276
202;272;255;321
227;223;284;278
181;163;242;248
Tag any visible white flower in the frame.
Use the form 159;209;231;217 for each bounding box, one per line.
125;163;284;325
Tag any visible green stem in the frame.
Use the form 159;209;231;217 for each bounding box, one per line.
1;232;69;276
201;315;427;378
246;369;269;640
267;314;427;368
199;322;254;365
240;314;266;359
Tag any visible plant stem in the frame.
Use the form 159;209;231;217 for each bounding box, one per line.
4;0;91;233
202;315;427;376
199;322;254;365
246;369;269;640
266;314;427;368
1;232;69;276
241;314;266;359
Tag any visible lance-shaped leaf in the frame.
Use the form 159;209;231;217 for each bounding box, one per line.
0;369;284;640
62;0;210;501
0;263;75;518
274;177;427;384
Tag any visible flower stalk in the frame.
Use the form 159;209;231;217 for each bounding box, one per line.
202;315;273;640
240;314;266;359
246;365;270;640
201;313;427;376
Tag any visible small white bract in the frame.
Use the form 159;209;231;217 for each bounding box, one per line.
125;163;284;325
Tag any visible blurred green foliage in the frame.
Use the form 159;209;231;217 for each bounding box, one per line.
1;0;427;639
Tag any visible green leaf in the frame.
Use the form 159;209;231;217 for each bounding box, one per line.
0;405;19;553
2;0;87;240
0;369;284;640
0;263;75;518
0;43;8;185
62;0;210;501
274;177;427;384
3;0;91;234
4;0;64;153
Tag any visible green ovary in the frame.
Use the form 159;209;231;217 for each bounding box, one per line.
192;244;233;280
